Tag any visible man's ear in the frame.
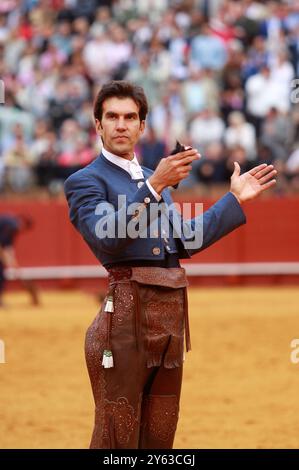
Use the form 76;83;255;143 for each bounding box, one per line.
140;120;145;134
95;119;103;135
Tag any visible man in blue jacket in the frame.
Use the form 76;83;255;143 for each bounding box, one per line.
64;80;276;449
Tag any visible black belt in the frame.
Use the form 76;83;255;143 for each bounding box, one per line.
105;252;180;270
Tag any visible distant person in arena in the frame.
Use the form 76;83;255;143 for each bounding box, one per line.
64;80;277;449
0;214;38;307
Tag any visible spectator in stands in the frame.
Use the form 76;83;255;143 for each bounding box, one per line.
189;108;225;152
190;22;227;71
195;141;228;184
138;127;166;171
48;81;74;131
150;84;187;147
168;24;189;81
57;133;95;179
126;51;164;106
83;26;114;84
260;1;288;63
260;107;294;161
221;41;244;92
0;92;34;148
242;35;269;80
245;64;279;136
181;68;206;116
225;145;254;176
34;130;59;187
269;50;294;113
3;125;34;192
224;111;256;161
50;19;73;58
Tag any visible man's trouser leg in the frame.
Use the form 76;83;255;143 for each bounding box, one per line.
138;361;183;449
85;269;188;449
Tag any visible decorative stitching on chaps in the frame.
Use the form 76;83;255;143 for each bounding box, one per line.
111;283;135;330
103;397;139;446
85;307;108;448
142;395;179;443
144;287;185;368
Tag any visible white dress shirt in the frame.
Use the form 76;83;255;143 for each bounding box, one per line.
102;147;161;201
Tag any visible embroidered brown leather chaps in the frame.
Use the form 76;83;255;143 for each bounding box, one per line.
85;267;191;449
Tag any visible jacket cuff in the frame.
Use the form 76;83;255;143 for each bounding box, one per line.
145;179;162;202
225;191;247;225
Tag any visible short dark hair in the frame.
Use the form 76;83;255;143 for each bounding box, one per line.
93;80;148;122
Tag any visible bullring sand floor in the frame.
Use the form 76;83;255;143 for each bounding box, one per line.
0;287;299;449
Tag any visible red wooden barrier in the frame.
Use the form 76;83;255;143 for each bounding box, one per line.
1;195;298;286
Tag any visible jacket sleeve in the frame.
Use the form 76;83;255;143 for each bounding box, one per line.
169;191;246;256
64;171;160;255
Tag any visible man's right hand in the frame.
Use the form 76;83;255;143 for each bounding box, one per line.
148;148;201;194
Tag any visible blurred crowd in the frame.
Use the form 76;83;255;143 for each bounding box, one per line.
1;0;299;196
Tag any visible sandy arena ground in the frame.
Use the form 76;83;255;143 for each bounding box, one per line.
0;287;299;449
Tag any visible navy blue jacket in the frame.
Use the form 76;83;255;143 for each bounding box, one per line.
64;153;246;267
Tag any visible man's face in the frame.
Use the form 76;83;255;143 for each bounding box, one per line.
95;97;145;159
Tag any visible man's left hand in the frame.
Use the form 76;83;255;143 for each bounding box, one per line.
230;162;277;204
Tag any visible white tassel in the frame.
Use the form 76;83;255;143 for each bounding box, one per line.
103;290;114;368
104;295;114;313
102;349;114;368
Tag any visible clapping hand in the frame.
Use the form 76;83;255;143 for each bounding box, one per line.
230;162;277;203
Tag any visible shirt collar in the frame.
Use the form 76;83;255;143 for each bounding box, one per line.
102;147;143;178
